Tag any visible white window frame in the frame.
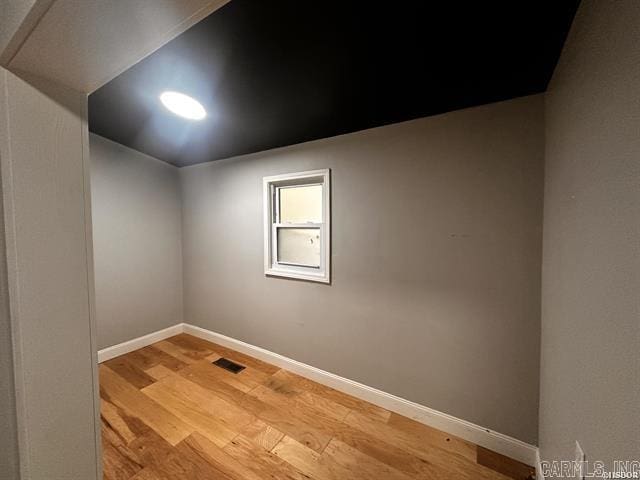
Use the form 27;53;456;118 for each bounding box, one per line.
263;169;330;283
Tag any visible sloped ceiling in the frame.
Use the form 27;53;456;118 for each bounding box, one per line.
89;0;580;167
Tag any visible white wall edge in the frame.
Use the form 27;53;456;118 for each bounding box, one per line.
536;449;545;480
182;323;539;466
97;323;185;363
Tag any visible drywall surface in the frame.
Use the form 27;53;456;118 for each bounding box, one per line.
0;0;35;44
181;94;545;444
91;134;184;349
540;0;640;467
0;0;38;60
8;0;229;92
0;69;99;479
0;134;18;479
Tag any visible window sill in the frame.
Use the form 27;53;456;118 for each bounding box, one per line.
265;267;330;284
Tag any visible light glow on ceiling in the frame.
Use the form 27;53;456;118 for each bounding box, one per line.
160;91;206;120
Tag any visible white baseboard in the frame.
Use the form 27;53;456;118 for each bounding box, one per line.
99;322;538;465
97;324;185;363
182;323;538;466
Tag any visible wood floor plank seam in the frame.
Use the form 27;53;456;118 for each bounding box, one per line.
100;333;535;480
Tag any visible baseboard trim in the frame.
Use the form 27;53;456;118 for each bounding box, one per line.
99;322;538;465
97;324;185;363
182;323;538;466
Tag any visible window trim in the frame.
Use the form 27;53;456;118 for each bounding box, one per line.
263;169;330;283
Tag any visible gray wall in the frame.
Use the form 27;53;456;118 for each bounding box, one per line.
91;134;183;349
0;0;37;60
0;68;100;479
0;139;18;480
181;94;544;444
0;3;233;478
540;0;640;465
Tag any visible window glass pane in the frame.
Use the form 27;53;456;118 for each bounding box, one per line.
279;184;322;223
277;228;321;267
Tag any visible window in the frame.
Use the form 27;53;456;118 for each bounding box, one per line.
263;169;330;283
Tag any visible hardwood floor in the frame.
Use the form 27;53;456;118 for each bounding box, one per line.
100;334;535;480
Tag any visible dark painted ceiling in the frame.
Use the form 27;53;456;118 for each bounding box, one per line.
89;0;580;167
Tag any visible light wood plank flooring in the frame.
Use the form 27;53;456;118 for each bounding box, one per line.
100;333;534;480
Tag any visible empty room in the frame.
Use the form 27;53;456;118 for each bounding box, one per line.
0;1;637;480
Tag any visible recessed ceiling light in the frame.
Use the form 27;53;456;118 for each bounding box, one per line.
160;91;206;120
